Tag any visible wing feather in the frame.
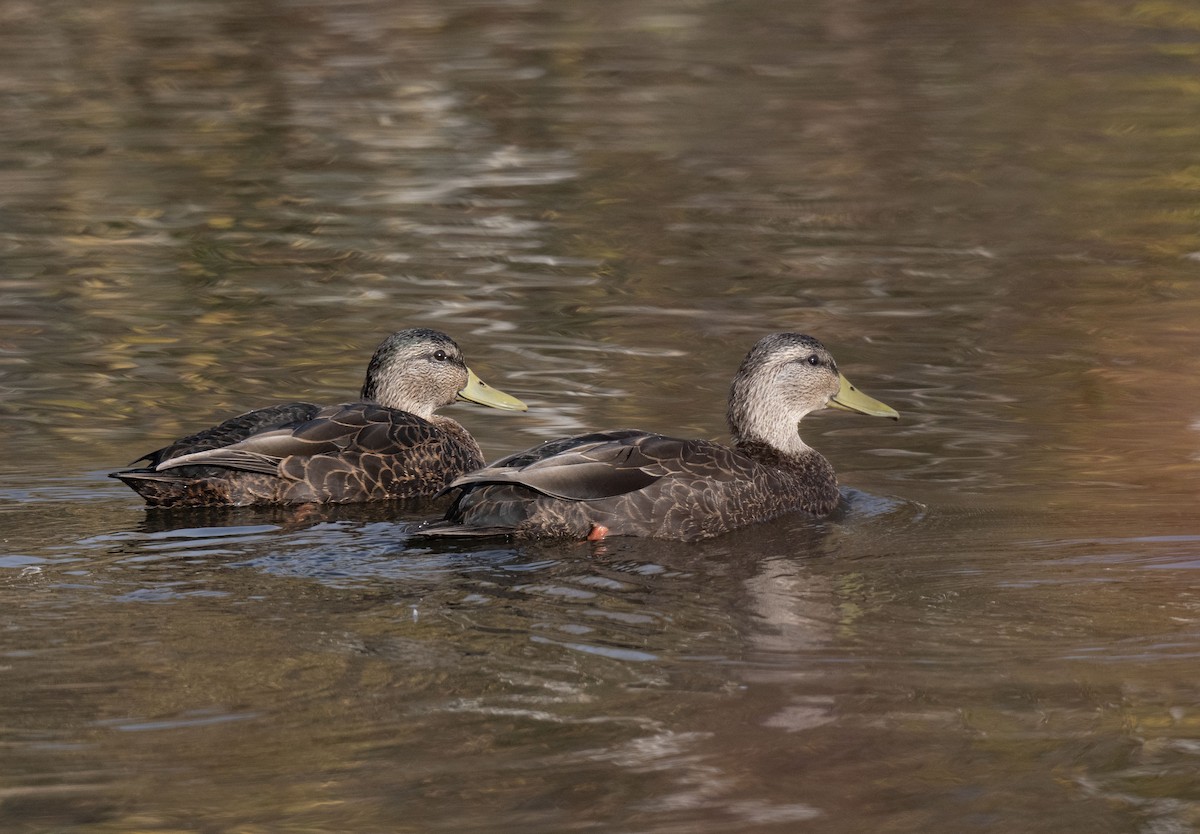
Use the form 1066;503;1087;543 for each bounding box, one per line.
131;402;322;466
445;430;749;501
153;403;449;477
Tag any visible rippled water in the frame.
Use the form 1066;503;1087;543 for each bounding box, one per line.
3;0;1200;831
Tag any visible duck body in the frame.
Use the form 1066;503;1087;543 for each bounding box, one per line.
430;333;897;542
110;329;526;508
114;402;488;507
440;429;839;541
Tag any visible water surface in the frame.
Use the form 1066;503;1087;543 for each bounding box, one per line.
3;1;1200;831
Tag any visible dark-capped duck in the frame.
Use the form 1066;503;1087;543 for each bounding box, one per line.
424;333;897;542
110;328;526;507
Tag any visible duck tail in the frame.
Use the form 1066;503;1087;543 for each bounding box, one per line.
409;521;516;540
108;468;193;505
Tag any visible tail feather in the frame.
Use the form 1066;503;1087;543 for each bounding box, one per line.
410;522;516;539
109;468;196;505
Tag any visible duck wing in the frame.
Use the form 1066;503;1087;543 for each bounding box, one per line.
130;402;323;467
152;403;444;477
446;429;746;501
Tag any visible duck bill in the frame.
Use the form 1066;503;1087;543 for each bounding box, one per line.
457;367;528;411
829;374;899;420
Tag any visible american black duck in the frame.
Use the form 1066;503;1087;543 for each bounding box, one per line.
110;328;526;507
425;333;897;542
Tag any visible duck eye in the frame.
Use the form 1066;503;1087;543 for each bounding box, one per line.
433;350;448;362
806;355;821;366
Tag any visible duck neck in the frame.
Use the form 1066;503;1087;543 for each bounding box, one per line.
380;395;434;420
729;416;813;462
361;374;437;419
726;370;819;461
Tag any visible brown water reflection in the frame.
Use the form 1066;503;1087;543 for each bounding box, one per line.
3;0;1200;832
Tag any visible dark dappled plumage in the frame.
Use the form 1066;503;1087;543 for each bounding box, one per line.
110;329;526;507
423;333;898;542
